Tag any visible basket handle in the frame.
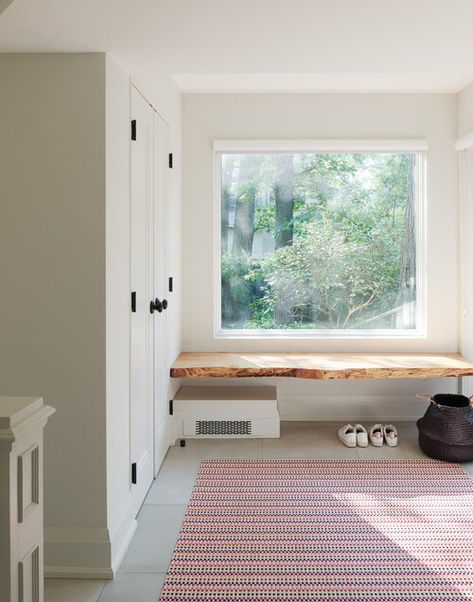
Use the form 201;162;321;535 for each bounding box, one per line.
416;393;435;404
417;393;473;406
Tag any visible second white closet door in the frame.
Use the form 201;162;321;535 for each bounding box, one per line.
130;86;154;509
153;111;170;474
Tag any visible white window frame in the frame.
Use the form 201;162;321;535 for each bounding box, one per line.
214;139;427;340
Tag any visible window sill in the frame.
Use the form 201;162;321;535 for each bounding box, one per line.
215;329;427;341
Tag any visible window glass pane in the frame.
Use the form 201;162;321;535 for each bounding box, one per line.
220;152;418;331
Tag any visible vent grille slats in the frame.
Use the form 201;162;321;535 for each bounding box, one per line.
195;420;252;436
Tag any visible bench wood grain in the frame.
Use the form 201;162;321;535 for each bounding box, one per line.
170;352;473;380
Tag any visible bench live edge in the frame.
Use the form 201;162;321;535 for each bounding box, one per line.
170;352;473;380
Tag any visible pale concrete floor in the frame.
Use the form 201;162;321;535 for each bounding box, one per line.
44;421;473;602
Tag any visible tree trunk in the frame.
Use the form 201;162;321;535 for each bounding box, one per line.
274;155;295;250
396;155;416;327
273;156;295;325
221;158;233;255
232;159;256;255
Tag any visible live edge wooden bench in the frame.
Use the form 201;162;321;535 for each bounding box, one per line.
170;353;473;443
170;352;473;380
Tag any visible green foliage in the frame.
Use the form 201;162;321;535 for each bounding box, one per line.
255;218;399;329
220;152;415;330
221;253;264;327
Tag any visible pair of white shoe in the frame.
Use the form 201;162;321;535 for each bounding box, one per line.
338;423;399;448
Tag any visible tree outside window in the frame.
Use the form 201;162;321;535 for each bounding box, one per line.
219;151;420;332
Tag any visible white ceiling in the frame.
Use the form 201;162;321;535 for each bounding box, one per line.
1;0;473;93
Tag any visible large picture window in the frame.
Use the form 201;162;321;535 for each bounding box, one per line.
216;141;425;338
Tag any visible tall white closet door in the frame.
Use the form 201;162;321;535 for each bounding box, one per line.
153;112;170;474
130;86;154;508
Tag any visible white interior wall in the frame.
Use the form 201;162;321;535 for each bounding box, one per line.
0;53;109;571
457;82;473;398
458;81;473;138
181;93;460;419
0;52;182;577
0;0;13;15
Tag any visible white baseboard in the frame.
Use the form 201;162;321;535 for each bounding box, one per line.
45;566;113;579
278;394;428;422
45;505;138;579
44;526;113;579
110;510;138;576
155;416;174;473
45;429;172;579
112;518;138;576
44;490;140;579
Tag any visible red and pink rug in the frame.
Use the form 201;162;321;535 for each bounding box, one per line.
160;460;473;601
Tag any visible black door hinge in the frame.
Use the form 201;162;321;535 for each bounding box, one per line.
131;119;137;141
131;291;136;313
169;399;174;415
168;153;173;168
131;462;137;484
169;277;173;293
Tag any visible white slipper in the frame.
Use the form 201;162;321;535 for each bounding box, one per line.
369;424;384;447
355;424;368;448
338;424;356;448
384;424;399;447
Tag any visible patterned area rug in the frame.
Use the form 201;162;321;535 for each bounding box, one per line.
159;460;473;601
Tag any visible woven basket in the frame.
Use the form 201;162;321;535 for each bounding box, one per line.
416;393;473;462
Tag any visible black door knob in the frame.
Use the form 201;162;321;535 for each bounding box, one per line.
150;298;163;313
154;298;163;313
150;298;167;314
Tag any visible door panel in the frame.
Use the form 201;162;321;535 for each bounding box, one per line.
153;112;170;474
130;87;154;507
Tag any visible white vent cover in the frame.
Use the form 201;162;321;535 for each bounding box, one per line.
173;386;279;439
